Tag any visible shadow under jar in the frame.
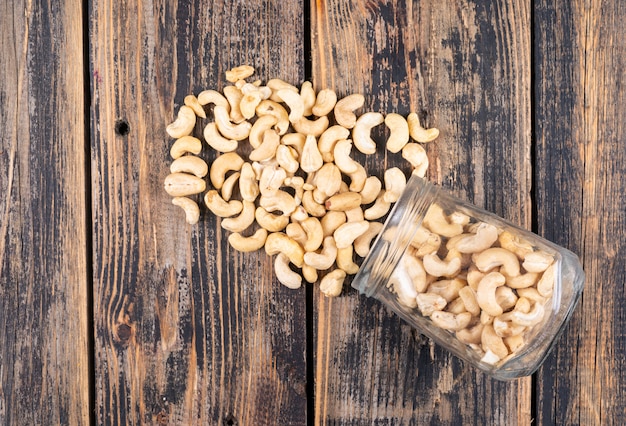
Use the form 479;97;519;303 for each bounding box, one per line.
352;173;585;380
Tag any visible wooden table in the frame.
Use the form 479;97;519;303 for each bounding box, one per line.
1;0;624;424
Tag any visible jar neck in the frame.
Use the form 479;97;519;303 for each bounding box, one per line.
352;173;439;297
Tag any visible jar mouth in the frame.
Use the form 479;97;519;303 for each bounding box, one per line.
352;174;438;297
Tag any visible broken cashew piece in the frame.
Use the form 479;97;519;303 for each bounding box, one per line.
172;197;200;225
225;65;255;82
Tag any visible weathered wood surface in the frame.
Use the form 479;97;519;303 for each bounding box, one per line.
534;0;626;424
2;0;626;424
89;0;306;424
312;0;533;423
0;0;90;424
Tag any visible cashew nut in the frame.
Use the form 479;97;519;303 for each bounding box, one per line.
337;246;359;275
184;94;206;118
314;163;342;199
495;286;518;311
204;190;243;217
402;143;429;177
264;232;305;267
166;105;196;138
390;266;418;308
359;176;382;205
423;204;464;238
363;192;392;220
256;100;290;135
476;272;506;316
170;155;208;178
255;206;289;232
501;302;545;327
302;264;319;284
267;78;298;101
223;85;245;123
259;190;298;216
221;171;240;201
319;126;351;162
240;91;263;120
498;230;534;259
170;136;203;159
333;220;369;249
522;251;554;273
423;253;462;277
221;200;256;233
203;122;238;153
225;65;255;82
301;135;324;173
164;172;206;197
401;253;429;292
239;162;260;202
321;211;347;237
304;236;337;270
506;272;540;289
537;264;555;297
293;115;330;137
493;317;526;338
210;152;244;190
481;324;509;361
276;145;300;174
249;129;280;162
258;165;287;195
286;222;308;248
302;190;327;218
456;323;484;345
452;222;499;253
407;112;439;143
301;217;324;252
458;286;481;316
214;105;252;141
347;163;367;193
325;192;362;212
334;94;365;129
383;167;407;203
277;89;305;123
319;269;346;297
274;253;303;289
416;293;448;317
352;112;383;155
197;89;230;110
431;311;473;331
248;115;279;149
312;88;337;117
228;228;268;252
384;113;410;153
332;139;359;174
171;196;200;225
427;278;466;302
473;247;521;277
410;226;442;256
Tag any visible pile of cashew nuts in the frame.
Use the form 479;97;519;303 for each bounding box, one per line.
386;204;557;365
163;65;439;297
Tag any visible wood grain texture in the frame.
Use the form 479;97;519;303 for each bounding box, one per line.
534;0;626;424
89;0;307;424
0;0;90;424
311;0;533;423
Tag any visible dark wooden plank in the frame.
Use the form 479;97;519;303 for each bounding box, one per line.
311;0;533;423
89;0;307;424
534;0;626;424
0;0;90;424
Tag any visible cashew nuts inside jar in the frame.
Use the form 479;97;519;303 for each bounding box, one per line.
351;173;585;380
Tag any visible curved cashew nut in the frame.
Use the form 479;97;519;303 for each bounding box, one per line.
332;139;359;174
495;286;518;311
170;136;202;159
300;81;316;116
267;78;298;101
274;253;303;289
333;220;369;249
301;217;324;252
458;286;481;316
223;85;245;123
456;323;484;345
293;115;330;137
334;94;365;129
221;171;240;201
171;196;200;225
302;264;319;284
248;116;279;149
255;206;289;232
319;126;351;162
259;190;298;216
197;89;230;110
498;230;534;259
240;91;263;120
312;88;337;117
170;155;208;178
264;232;305;267
225;65;254;82
493;317;526;338
407;112;440;142
359;176;382;205
337;245;359;275
504;335;525;354
302;190;327;218
423;204;464;238
453;222;499;253
164;172;206;197
249;129;280;162
506;272;540;289
325;192;362;212
345;162;366;193
228;228;268;252
402;143;429;177
319;268;346;297
516;288;547;305
281;133;306;157
259;165;287;195
204;190;243;217
255;100;290;135
416;292;448;317
476;271;506;316
410;226;442;256
352;112;383;154
423;253;462;277
203;122;238;153
431;311;473;332
401;253;428;293
301;135;324;173
502;302;545;327
537;264;555;297
276;89;305;123
304;236;337;270
481;324;509;361
320;211;347;237
210;152;244;190
522;251;554;273
353;220;383;257
473;247;521;277
238;162;260;202
363;192;391;220
221;200;256;233
384;113;410;153
184;94;206;118
214;105;251;141
166;105;196;138
286;222;308;249
276;145;300;174
390;266;418;308
383;167;407;203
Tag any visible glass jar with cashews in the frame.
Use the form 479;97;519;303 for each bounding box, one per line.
352;172;584;380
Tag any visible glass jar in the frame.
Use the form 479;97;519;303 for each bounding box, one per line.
352;172;585;380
